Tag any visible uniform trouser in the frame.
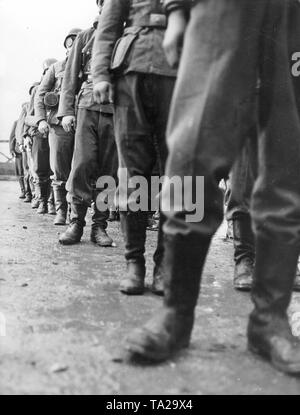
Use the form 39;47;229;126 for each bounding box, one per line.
66;108;118;227
31;132;51;185
14;153;24;178
226;129;258;222
114;73;175;263
25;148;35;196
163;0;300;245
31;132;52;203
21;151;33;197
49;124;74;192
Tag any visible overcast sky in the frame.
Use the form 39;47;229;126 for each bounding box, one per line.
0;0;97;143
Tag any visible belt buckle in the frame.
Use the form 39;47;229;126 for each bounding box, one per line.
149;13;166;27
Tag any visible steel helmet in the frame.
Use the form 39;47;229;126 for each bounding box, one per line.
93;15;100;28
64;28;82;48
29;81;40;96
42;58;58;74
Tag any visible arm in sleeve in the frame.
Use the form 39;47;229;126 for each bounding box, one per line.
9;121;17;153
92;0;129;85
25;88;39;127
57;34;84;118
163;0;193;15
34;64;56;124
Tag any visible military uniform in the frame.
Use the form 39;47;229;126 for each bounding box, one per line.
226;128;258;291
127;0;300;374
227;126;300;292
35;59;74;223
15;103;34;202
9;120;26;199
92;0;177;295
25;85;53;214
58;21;118;246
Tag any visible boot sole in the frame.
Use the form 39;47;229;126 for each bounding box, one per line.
234;285;252;292
90;238;113;247
151;288;164;297
248;343;300;375
127;341;190;364
59;239;81;245
120;288;145;296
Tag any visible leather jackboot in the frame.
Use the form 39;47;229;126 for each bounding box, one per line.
18;177;26;199
126;234;211;362
119;212;148;295
120;261;146;295
47;186;56;215
248;236;300;375
233;214;255;291
23;176;32;202
59;204;87;245
31;197;40;209
53;187;68;226
151;213;166;296
90;204;113;247
36;182;48;214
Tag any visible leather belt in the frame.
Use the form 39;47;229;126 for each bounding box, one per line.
127;13;167;29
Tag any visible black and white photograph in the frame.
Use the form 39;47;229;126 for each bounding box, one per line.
1;0;300;397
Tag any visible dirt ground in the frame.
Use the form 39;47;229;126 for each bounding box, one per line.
1;180;300;395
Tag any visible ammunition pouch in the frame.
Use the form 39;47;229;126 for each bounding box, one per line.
44;92;60;108
110;13;167;73
110;27;141;73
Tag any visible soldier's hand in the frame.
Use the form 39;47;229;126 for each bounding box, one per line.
93;82;114;105
38;120;50;136
163;10;188;69
62;116;76;133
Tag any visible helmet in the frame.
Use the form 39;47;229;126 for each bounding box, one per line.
93;15;99;28
42;58;58;74
29;81;40;95
96;0;104;14
64;28;82;48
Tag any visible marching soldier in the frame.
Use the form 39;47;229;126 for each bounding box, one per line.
126;0;300;375
58;0;118;247
92;0;177;295
34;29;82;226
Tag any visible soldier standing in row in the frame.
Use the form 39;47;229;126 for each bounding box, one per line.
23;84;39;208
34;29;81;226
58;0;117;247
15;101;34;204
9;119;26;200
92;0;177;295
126;0;300;375
25;59;57;215
227;120;300;292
